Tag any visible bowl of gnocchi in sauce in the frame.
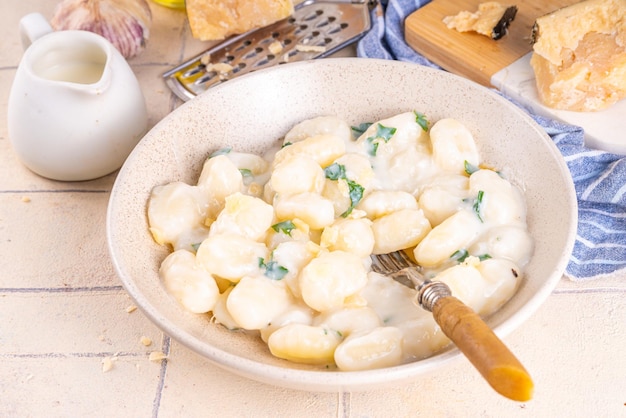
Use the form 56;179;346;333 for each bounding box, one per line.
107;58;577;392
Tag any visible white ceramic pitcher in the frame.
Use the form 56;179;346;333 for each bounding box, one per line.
8;13;149;181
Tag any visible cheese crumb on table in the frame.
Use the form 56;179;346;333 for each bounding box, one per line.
125;305;137;313
149;351;167;362
102;357;115;373
140;336;152;346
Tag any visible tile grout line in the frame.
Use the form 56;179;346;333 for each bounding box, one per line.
0;351;150;359
338;391;351;418
553;287;626;295
168;16;191;113
0;285;124;294
0;189;109;194
152;334;171;418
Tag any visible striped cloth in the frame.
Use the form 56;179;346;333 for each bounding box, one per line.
357;0;626;280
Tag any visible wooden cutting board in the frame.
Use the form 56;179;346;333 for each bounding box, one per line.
404;0;579;87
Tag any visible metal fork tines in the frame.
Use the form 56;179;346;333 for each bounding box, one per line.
370;250;425;289
371;251;452;312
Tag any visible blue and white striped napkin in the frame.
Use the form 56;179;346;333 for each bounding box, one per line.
357;0;626;280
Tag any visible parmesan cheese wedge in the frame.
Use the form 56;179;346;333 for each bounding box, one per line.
530;0;626;111
443;2;518;40
186;0;294;41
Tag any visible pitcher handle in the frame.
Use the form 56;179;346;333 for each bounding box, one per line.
19;13;53;50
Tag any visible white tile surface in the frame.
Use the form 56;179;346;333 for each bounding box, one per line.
1;1;625;417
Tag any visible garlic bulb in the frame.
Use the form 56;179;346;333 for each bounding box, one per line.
51;0;152;59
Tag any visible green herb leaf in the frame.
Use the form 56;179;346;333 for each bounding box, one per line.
263;261;288;280
239;168;253;177
351;122;373;138
271;220;296;236
341;180;364;217
191;243;201;252
258;257;288;280
374;123;396;142
365;123;396;156
450;249;469;263
324;163;364;217
464;160;480;176
281;141;292;149
414;111;429;131
209;147;231;158
365;138;380;156
473;190;485;223
478;254;492;261
324;163;346;180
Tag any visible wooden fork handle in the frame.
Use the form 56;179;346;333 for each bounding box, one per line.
432;296;534;402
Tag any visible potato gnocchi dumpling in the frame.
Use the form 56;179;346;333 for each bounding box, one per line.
320;218;375;257
270;154;326;196
147;182;210;251
147;112;533;371
430;118;480;175
371;208;432;254
159;249;219;314
299;250;368;312
208;192;274;242
226;275;293;330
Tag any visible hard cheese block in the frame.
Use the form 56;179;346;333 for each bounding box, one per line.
404;0;578;86
492;53;626;155
186;0;294;41
405;0;626;154
530;0;626;112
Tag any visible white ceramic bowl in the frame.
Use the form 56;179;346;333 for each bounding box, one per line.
107;58;577;392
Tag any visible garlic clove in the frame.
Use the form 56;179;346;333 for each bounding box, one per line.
51;0;152;59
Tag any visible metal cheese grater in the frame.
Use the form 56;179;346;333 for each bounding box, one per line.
163;0;377;101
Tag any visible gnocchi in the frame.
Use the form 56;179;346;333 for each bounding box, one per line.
148;111;533;371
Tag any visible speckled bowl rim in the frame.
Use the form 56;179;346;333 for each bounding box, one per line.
107;58;577;392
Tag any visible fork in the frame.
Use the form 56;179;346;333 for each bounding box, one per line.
371;250;534;402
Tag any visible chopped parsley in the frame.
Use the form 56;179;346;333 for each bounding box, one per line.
281;141;292;148
414;111;429;131
258;257;288;280
344;180;364;217
209;147;231;158
473;190;485;222
271;220;296;236
351;122;373;138
450;249;492;263
324;163;364;217
450;249;469;263
324;162;346;180
464;160;480;176
323;329;343;338
365;123;397;156
239;168;252;177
